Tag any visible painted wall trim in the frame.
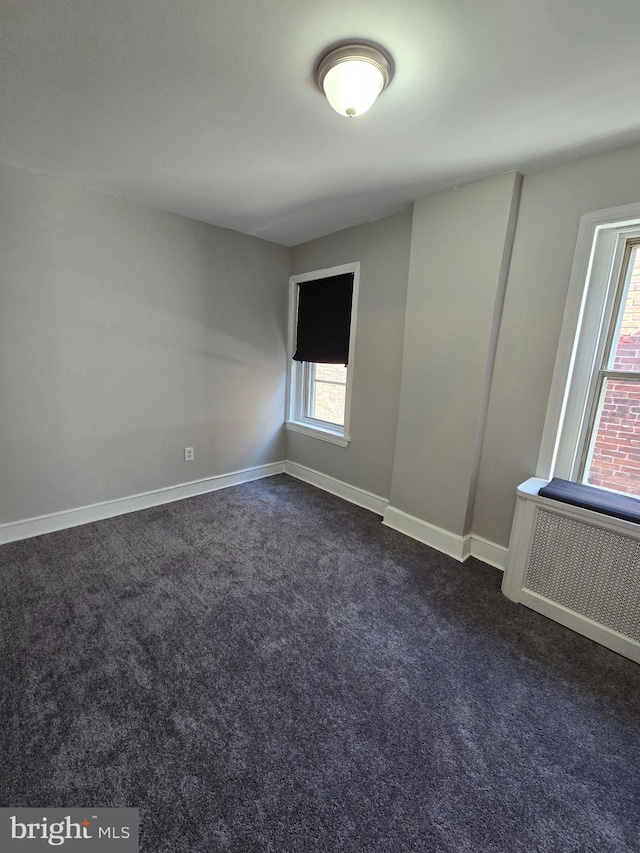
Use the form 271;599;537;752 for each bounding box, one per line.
0;458;506;570
382;505;506;568
383;505;471;562
0;462;285;545
284;460;388;516
468;535;507;571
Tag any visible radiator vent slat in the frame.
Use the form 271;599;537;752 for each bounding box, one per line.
525;508;640;642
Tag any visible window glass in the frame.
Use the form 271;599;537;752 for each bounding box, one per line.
585;378;640;495
610;245;640;372
308;363;347;425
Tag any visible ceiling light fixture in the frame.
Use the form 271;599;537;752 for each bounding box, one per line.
315;42;394;118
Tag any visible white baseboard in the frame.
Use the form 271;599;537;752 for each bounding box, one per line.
383;505;471;562
0;459;507;571
382;505;507;568
284;461;388;516
283;470;507;567
468;535;507;571
0;461;285;545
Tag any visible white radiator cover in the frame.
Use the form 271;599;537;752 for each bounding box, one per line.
503;478;640;664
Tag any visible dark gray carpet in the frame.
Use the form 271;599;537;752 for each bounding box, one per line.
1;474;639;852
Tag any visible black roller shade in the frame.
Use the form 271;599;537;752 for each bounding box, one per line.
293;273;354;364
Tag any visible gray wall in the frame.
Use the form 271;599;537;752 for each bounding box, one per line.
474;140;640;547
288;211;413;500
389;172;521;537
6;139;640;553
0;164;289;524
288;143;640;553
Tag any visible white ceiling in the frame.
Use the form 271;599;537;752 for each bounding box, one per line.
3;0;640;246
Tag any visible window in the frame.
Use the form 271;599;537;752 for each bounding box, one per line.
582;239;640;494
286;262;360;446
540;204;640;497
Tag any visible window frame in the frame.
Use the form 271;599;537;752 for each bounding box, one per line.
538;202;640;485
285;262;360;447
579;238;640;485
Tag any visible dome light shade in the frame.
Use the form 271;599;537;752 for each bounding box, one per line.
315;43;393;118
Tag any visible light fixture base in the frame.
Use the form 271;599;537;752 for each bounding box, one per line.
315;42;394;96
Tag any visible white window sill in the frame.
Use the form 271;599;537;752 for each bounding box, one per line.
285;420;350;447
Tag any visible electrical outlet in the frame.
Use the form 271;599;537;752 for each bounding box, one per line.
184;447;194;461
